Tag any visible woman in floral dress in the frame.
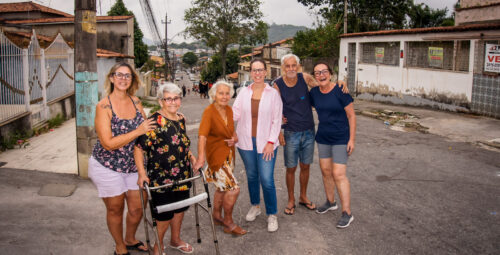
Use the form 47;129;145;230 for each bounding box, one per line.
134;83;196;255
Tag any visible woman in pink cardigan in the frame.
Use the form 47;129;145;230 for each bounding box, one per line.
232;58;283;233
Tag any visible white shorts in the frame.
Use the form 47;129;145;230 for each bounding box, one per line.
88;156;139;198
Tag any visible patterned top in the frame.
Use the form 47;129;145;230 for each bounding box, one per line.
136;112;192;192
92;96;144;173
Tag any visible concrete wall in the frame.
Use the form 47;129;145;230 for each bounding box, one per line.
455;0;500;25
3;18;134;59
460;0;500;8
97;58;118;99
339;32;480;111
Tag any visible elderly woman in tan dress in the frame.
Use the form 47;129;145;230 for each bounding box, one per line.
193;80;247;236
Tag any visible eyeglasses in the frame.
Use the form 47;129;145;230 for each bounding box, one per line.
313;69;330;76
114;72;132;80
161;97;182;103
251;68;266;74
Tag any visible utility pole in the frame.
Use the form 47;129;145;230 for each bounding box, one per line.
344;0;348;34
162;13;171;81
74;0;97;178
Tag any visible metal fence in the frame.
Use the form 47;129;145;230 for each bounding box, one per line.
45;34;74;102
0;30;26;123
0;30;74;126
406;40;470;72
360;42;400;66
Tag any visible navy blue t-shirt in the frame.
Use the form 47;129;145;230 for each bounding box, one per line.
275;73;315;132
310;85;353;145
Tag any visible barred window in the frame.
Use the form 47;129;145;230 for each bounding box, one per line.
360;42;400;66
406;41;470;72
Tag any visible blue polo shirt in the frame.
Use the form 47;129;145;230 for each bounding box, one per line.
310;85;353;145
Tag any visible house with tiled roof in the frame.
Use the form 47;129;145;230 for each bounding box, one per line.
338;0;500;118
0;1;134;62
0;1;72;20
238;37;293;85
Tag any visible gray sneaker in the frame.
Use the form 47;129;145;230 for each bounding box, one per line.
336;211;354;228
315;200;338;214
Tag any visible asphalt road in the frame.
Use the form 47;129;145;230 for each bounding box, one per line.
0;92;499;255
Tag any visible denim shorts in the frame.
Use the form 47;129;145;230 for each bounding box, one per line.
283;129;315;168
317;143;348;165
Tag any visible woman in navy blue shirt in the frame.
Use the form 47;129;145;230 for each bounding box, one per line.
310;62;356;228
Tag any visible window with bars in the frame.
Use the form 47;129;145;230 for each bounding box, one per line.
360;42;400;66
406;40;470;72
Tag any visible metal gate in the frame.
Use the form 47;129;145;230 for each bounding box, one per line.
347;43;356;97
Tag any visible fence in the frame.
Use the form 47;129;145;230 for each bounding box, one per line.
406;40;470;72
360;42;400;66
0;30;74;126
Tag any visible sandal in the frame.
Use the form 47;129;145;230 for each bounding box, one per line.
169;243;194;254
299;201;316;210
125;240;148;252
284;205;296;215
223;224;247;236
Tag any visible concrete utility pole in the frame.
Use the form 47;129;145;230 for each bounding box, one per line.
162;12;171;81
344;0;348;34
74;0;97;178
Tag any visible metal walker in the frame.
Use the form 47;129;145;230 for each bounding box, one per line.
139;167;220;255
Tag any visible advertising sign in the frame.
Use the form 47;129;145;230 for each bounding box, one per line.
428;47;443;68
484;44;500;73
375;47;384;63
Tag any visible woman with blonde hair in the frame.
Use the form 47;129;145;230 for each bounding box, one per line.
88;62;156;255
194;80;247;236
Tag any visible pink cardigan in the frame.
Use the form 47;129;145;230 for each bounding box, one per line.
232;83;283;153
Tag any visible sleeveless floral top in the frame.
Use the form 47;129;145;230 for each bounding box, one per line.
92;96;144;173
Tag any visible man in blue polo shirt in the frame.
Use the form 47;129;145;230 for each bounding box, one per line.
273;54;347;215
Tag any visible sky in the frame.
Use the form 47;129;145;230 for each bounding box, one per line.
4;0;457;43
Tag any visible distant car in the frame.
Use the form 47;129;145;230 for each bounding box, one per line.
175;76;181;81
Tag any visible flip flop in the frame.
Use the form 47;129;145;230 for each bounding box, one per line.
223;224;247;236
169;243;194;254
284;205;296;215
125;240;148;252
299;201;316;210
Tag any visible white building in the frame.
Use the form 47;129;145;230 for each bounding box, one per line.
338;23;500;118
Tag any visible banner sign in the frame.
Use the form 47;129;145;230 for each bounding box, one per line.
428;47;443;68
375;47;384;63
484;44;500;73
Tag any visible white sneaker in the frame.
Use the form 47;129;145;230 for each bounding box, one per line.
245;205;261;222
267;215;278;232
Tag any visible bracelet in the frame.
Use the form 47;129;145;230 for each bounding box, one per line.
268;141;274;145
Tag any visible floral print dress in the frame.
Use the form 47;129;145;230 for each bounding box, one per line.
136;112;192;193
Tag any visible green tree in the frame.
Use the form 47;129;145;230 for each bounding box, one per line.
408;3;453;28
108;0;149;68
184;0;264;76
182;52;198;67
292;19;341;59
200;49;239;83
239;21;268;46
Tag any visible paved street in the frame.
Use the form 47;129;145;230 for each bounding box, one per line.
0;88;499;254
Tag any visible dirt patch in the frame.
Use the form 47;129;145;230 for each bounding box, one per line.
359;109;429;133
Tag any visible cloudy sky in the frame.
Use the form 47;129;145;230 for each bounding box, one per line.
4;0;457;43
